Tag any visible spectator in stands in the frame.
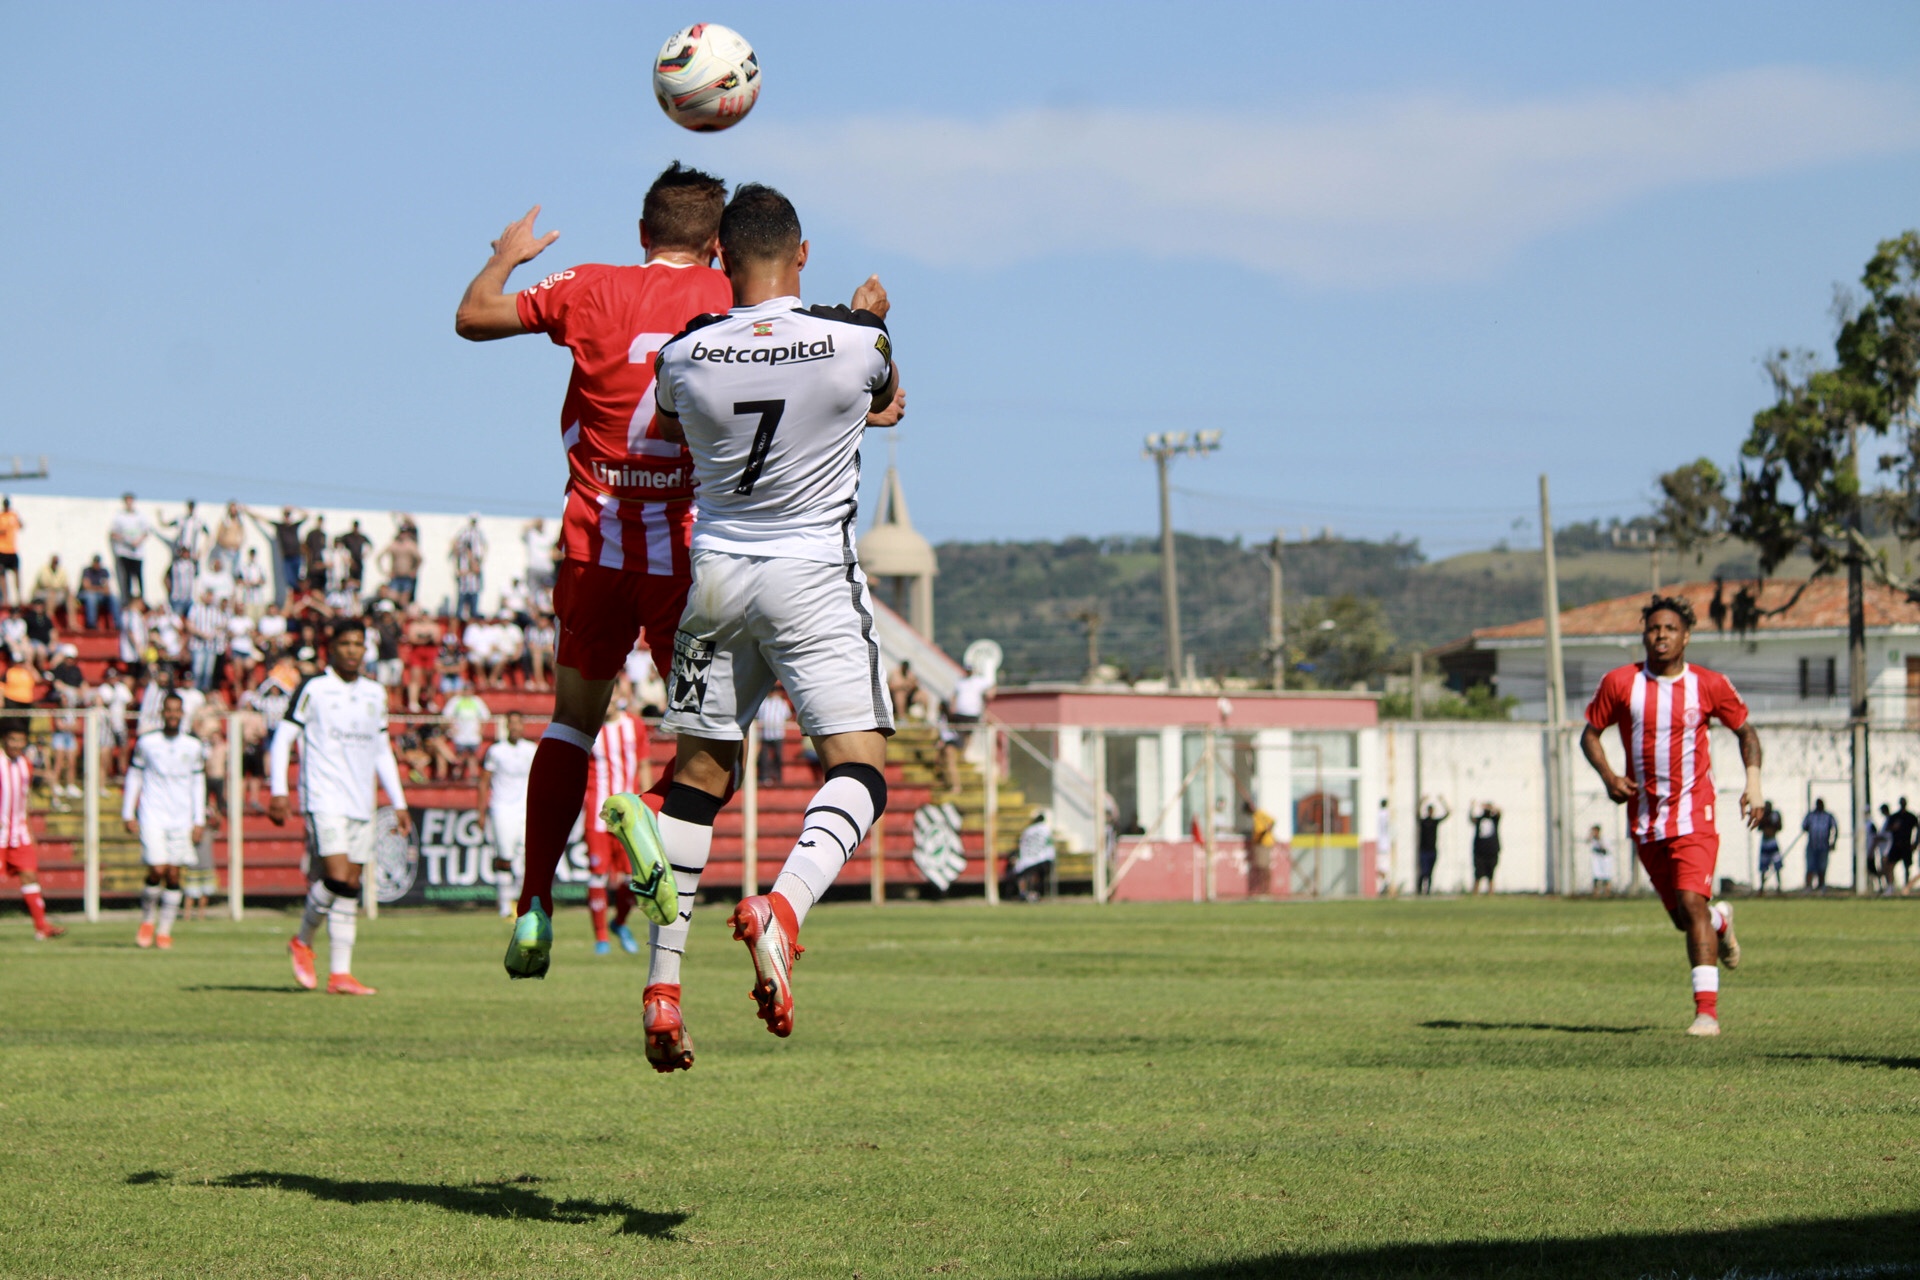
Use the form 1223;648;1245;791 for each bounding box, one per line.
2;657;38;710
226;608;259;694
524;611;555;693
165;527;199;618
78;555;113;631
21;601;53;668
246;505;308;606
521;517;551;594
208;501;246;574
94;664;133;778
442;681;490;780
435;623;465;696
951;662;993;735
1757;801;1785;894
0;606;28;665
254;602;289;659
32;555;72;630
150;605;184;669
757;687;790;784
337;520;372;589
934;701;963;792
46;646;83;805
234;548;266;616
323;540;357;614
159;499;210;566
887;661;921;723
109;492;153;618
378;519;422;604
0;496;22;607
451;515;487;620
118;600;151;679
298;514;327;592
493;609;525;687
401;608;438;713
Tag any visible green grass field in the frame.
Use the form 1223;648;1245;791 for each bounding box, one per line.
2;896;1916;1279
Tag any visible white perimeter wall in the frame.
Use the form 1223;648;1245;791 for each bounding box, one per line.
1378;719;1920;894
3;493;557;616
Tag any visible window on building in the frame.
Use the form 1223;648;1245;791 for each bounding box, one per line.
1800;657;1838;700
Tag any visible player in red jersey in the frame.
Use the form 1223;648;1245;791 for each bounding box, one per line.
1581;595;1761;1036
455;164;734;991
584;700;646;956
0;718;62;939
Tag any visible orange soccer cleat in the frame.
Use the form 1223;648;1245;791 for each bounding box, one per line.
288;938;318;990
34;924;66;941
728;895;802;1038
135;922;156;949
326;974;378;996
643;982;695;1073
156;934;174;951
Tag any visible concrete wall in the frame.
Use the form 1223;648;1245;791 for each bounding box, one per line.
1379;718;1920;894
2;493;555;616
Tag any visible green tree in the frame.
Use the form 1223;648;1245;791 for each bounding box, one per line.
1654;458;1730;554
1288;595;1394;689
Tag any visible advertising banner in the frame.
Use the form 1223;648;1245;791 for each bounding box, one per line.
378;807;591;906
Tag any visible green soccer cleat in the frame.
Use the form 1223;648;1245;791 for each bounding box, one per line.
601;793;678;927
504;903;553;980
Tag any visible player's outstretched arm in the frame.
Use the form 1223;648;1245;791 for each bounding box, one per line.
1580;724;1638;804
454;205;558;341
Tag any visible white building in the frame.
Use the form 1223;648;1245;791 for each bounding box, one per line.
1443;578;1920;727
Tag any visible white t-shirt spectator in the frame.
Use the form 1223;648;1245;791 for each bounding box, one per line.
758;690;791;741
443;693;490;749
951;673;991;719
257;613;288;647
227;614;257;659
110;510;152;561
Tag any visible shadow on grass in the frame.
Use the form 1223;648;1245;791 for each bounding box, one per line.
179;984;304;994
1419;1019;1653;1036
1097;1208;1920;1278
1771;1052;1920;1073
132;1170;685;1238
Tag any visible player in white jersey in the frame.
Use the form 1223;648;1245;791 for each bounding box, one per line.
124;693;206;950
478;711;537;918
650;184;904;1047
268;618;412;995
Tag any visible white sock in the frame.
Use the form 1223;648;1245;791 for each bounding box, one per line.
1691;965;1719;994
328;897;358;975
497;878;515;917
298;881;336;945
1708;902;1728;934
157;889;182;938
140;883;161;925
649;812;714;987
772;773;879;927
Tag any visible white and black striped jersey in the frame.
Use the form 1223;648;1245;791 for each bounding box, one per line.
268;669;406;820
654;296;894;564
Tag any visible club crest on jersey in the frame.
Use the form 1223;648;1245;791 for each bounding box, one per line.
874;331;891;362
752;320;774;337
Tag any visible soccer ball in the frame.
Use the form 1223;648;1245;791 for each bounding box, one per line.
653;23;760;132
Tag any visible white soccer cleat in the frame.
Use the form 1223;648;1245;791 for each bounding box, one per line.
1686;1013;1721;1037
1715;901;1740;969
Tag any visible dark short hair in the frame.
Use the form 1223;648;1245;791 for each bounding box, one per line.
0;716;26;739
162;692;184;708
331;617;367;642
644;162;726;252
1642;594;1696;629
719;183;801;265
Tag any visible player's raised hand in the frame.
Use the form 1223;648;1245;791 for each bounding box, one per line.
492;205;560;267
851;275;889;319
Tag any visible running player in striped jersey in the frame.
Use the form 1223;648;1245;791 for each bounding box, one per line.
124;692;206;949
455;163;734;983
0;719;61;939
1582;595;1762;1036
584;701;645;955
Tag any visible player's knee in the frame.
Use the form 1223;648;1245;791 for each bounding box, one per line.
663;781;725;827
322;876;357;898
144;868;162;885
826;761;887;816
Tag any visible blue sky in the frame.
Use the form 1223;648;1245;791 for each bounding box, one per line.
4;2;1918;557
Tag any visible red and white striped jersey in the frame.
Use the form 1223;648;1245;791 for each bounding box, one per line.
515;260;731;577
0;751;32;848
1586;662;1749;842
586;714;646;833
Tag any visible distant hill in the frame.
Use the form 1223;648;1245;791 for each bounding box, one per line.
923;533;1780;686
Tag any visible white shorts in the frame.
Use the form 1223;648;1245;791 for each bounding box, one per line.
491;808;526;868
663;550;894;741
141;826;197;867
1591;854;1616;881
306;813;376;865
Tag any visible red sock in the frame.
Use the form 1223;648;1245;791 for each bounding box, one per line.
587;885;609;942
612;883;635;928
22;886;50;932
1694;990;1718;1019
517;733;593;916
769;891;800;941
